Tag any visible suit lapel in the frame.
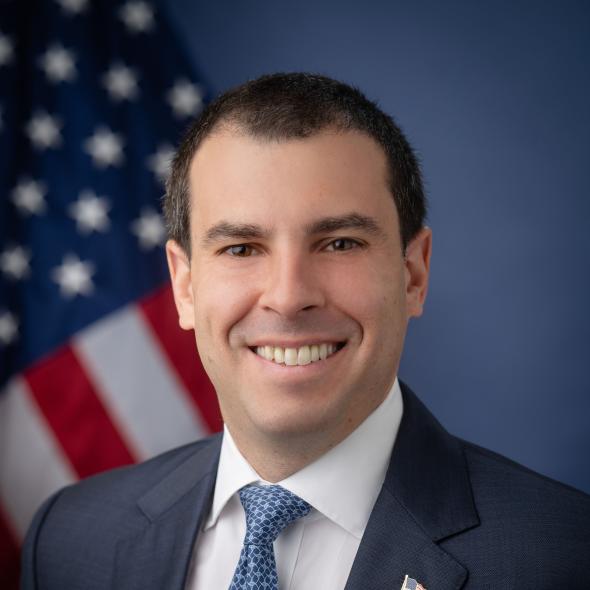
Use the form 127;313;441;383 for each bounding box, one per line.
345;383;479;590
111;436;221;590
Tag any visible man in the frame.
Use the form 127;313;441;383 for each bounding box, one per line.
22;73;590;589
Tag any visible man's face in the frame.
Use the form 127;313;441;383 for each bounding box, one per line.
167;129;430;450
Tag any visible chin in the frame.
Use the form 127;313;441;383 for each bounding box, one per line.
248;402;346;441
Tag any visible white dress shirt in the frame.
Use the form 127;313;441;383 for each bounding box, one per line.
186;378;403;590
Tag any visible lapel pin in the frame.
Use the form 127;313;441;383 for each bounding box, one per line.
401;574;426;590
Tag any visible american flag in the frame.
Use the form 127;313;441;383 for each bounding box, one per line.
0;1;222;586
401;575;426;590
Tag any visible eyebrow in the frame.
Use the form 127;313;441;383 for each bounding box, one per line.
305;213;383;236
201;212;384;247
202;222;269;246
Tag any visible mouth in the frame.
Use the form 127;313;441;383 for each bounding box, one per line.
248;342;346;367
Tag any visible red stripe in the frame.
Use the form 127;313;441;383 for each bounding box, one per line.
140;285;222;433
0;506;20;590
25;346;136;478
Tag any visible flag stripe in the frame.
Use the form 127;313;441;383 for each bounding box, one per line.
25;348;136;479
75;303;208;461
0;378;76;538
0;505;20;590
140;285;222;432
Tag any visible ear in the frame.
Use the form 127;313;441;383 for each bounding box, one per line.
165;239;195;330
404;227;432;318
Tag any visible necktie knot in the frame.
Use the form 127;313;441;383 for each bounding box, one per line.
239;484;310;546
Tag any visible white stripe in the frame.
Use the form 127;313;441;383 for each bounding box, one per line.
0;378;76;539
74;305;207;461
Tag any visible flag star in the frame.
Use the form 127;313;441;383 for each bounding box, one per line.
167;79;203;118
0;311;19;346
1;245;31;280
84;126;124;168
69;190;110;234
147;143;174;184
26;111;63;150
56;0;89;15
131;208;166;250
0;32;14;66
103;63;139;101
119;1;155;33
51;254;95;298
39;44;77;83
11;178;48;215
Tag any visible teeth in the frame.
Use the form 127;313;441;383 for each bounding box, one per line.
284;348;298;366
297;346;311;365
254;343;341;366
310;344;320;362
264;345;274;361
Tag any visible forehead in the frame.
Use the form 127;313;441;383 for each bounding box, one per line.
188;129;397;232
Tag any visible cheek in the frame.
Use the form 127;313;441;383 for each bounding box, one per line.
329;262;405;328
192;273;258;340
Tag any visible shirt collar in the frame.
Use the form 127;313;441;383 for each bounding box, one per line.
205;378;403;539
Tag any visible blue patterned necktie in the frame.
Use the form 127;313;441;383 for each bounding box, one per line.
229;484;311;590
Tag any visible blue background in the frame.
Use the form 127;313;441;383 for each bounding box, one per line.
162;0;589;493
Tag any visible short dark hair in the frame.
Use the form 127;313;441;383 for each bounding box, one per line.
164;72;426;254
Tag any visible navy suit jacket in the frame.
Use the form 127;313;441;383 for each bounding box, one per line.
22;383;590;589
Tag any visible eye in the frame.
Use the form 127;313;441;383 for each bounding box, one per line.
222;244;258;257
324;238;362;252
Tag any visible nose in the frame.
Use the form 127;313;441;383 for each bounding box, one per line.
258;247;325;318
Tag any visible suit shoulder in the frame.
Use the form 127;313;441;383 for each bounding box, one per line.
64;434;220;502
40;434;221;533
438;439;590;587
460;438;590;523
23;435;221;588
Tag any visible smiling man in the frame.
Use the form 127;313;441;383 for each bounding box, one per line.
22;73;590;590
166;125;429;485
